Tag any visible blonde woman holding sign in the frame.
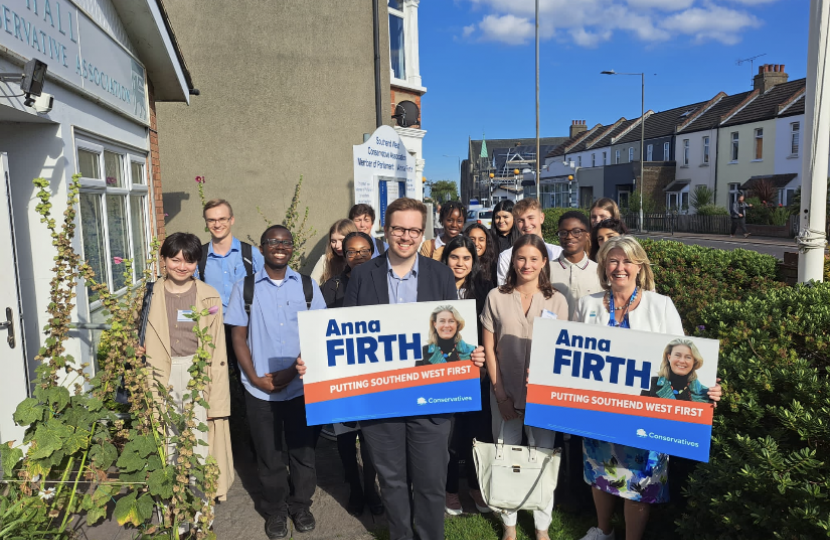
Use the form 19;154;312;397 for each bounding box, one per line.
573;236;722;540
481;234;568;540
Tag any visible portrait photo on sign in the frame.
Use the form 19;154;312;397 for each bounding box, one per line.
418;304;476;366
641;338;712;403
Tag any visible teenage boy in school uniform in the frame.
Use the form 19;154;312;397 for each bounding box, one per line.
496;198;563;285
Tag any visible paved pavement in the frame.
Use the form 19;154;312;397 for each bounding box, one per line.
634;231;799;260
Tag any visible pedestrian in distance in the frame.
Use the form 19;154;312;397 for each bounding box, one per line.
573;236;722;540
492;199;520;254
439;234;494;515
589;197;622;228
464;222;498;285
320;231;385;517
481;234;569;540
420;200;466;261
349;203;386;257
137;233;235;502
730;193;753;238
550;211;603;321
496;198;563;286
225;225;327;540
310;218;358;285
297;197;487;540
589;219;629;262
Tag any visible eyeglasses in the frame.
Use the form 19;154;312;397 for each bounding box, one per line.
345;249;373;258
262;239;294;249
205;217;230;225
557;228;588;239
388;226;424;238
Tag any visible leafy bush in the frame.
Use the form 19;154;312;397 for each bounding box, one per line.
628;188;663;214
676;282;830;539
542;207;590;246
696;204;729;216
691;185;714;212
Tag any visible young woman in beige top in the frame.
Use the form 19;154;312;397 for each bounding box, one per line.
480;234;569;540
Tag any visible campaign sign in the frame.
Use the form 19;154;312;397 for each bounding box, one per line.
525;319;719;462
298;300;481;425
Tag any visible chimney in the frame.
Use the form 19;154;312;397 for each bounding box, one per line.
754;64;789;93
570;120;587;139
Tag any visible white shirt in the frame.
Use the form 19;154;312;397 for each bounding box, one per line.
549;252;602;320
496;241;564;286
574;290;684;335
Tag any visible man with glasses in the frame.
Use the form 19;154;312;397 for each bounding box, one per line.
549;211;601;319
298;198;486;540
225;225;326;539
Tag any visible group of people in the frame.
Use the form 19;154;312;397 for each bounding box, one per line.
141;194;722;540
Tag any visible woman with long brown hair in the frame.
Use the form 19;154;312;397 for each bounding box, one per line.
310;219;358;284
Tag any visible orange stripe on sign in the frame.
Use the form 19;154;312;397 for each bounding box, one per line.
304;362;480;404
526;384;714;425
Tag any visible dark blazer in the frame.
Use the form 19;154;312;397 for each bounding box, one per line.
344;253;458;307
321;271;349;308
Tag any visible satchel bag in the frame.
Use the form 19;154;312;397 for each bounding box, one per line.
472;421;562;512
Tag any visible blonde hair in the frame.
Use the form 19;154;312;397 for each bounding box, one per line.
658;338;704;382
513;198;542;216
427;305;466;345
595;235;655;292
322;219;358;283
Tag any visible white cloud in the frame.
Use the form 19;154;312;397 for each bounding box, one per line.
461;0;772;47
661;5;762;44
478;14;535;45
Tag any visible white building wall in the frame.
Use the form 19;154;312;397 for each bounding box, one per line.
774;114;804;204
675;128;719;212
74;0;139;56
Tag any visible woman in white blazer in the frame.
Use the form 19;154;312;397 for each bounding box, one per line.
573;236;721;540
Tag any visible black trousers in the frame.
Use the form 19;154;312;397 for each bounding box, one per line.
731;217;748;235
360;417;452;540
245;392;320;518
446;377;492;493
336;430;377;493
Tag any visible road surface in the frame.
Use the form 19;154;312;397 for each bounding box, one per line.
635;233;796;260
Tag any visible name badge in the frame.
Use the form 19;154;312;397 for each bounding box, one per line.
541;309;558;320
177;310;194;322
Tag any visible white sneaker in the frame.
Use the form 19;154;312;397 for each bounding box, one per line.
579;527;615;540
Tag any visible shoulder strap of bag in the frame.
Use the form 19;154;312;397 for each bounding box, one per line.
241;241;254;276
301;274;313;310
243;274;255;315
137;281;155;349
197;243;209;282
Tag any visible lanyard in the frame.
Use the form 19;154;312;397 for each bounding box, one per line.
608;286;638;329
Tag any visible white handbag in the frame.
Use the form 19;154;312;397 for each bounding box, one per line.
472;422;562;512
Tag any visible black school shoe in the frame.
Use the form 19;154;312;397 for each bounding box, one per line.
265;514;289;539
367;489;384;516
292;509;316;533
347;485;365;516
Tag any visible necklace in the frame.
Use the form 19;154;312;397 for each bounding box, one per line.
608;286;638;328
442;344;457;360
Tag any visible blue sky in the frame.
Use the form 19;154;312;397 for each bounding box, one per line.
418;0;809;186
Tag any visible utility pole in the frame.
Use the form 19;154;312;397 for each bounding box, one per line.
535;0;541;202
798;0;829;282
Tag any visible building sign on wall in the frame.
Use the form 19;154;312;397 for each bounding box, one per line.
0;0;148;123
354;125;418;226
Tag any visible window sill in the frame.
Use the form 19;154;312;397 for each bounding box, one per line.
391;77;427;94
751;159;763;162
787;154;800;159
728;161;738;165
699;163;709;167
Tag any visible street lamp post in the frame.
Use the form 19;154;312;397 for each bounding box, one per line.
602;70;645;232
535;0;541;204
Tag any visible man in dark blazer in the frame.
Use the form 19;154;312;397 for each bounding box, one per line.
298;198;485;540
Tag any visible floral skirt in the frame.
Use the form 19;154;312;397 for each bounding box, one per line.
582;438;669;504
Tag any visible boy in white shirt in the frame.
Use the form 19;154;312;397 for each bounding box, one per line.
496;198;563;285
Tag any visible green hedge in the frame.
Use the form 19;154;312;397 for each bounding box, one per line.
676;282;830;539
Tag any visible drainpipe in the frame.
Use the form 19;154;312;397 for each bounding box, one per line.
372;0;384;128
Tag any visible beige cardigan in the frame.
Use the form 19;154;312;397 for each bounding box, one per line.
144;277;235;500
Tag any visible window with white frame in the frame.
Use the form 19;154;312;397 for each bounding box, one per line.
388;0;406;80
603;151;607;165
663;141;670;160
682;139;690;166
731;132;739;161
615;150;621;164
646;144;653;161
754;128;763;160
791;122;800;156
628;147;634;162
591;153;596;167
76;138;150;304
703;136;710;164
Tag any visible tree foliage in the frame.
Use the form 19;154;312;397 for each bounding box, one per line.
429;180;459;204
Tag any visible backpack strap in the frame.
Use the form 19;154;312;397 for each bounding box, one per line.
243;274;255;316
241;241;254;276
301;274;313;310
197;243;209;282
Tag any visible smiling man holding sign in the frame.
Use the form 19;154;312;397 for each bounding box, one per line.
525;236;722;540
297;198;486;540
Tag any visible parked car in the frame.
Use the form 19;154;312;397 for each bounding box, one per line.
465;207;493;228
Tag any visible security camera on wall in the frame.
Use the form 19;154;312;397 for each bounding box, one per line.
32;93;53;114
